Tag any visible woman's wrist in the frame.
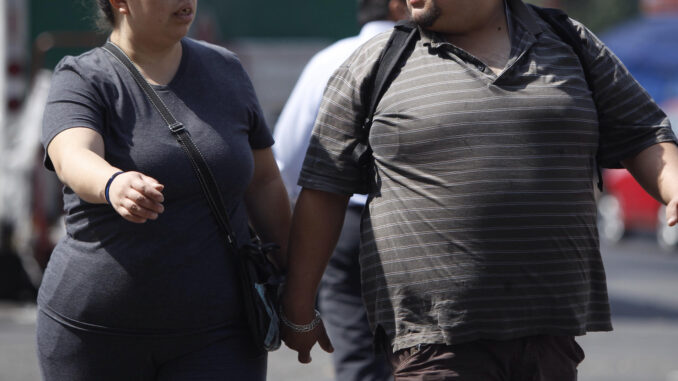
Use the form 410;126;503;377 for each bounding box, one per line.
104;171;125;205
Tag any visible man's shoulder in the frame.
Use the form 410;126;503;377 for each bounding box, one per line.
308;28;394;72
346;29;395;63
332;29;395;79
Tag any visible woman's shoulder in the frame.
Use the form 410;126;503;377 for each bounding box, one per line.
53;47;113;77
183;38;240;65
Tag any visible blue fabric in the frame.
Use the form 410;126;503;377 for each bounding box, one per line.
601;15;678;104
254;282;281;351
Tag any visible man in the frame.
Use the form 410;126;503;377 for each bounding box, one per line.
280;0;678;379
273;1;407;380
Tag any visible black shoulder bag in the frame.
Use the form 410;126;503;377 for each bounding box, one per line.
102;42;284;352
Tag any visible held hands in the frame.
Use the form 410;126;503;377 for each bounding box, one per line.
106;171;165;223
280;304;334;363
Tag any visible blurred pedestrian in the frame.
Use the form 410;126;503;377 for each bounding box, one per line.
274;1;407;380
37;0;290;380
280;0;678;380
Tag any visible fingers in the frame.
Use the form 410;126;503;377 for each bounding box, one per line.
316;324;334;354
281;320;334;364
135;173;165;202
108;171;165;223
297;348;312;364
666;201;678;226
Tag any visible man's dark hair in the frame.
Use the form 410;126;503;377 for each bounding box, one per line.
358;0;392;26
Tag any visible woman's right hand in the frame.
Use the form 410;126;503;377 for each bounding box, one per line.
107;171;165;223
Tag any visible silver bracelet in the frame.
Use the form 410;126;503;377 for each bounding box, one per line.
279;307;322;333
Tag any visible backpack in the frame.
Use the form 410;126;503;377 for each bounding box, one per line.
357;5;603;192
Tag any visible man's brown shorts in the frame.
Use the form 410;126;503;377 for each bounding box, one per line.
385;335;585;381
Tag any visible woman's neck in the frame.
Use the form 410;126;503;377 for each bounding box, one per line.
109;30;183;86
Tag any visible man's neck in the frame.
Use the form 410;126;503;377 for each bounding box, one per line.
442;3;511;74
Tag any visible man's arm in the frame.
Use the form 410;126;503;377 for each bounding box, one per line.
622;142;678;226
281;187;350;363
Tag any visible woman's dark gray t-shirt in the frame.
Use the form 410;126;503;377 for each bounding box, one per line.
40;38;274;333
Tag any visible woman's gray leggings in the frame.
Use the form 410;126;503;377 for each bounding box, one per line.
36;309;267;381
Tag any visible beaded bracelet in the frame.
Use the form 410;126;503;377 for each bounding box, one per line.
104;171;125;205
279;307;322;333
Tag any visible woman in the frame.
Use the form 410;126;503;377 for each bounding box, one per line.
37;0;290;379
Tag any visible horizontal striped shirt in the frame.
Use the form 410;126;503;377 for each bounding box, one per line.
299;0;675;351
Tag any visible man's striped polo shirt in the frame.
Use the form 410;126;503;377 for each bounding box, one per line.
298;0;675;352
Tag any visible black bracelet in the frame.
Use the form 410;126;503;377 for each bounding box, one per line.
104;171;125;205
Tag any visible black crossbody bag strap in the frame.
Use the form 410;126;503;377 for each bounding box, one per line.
358;20;419;189
102;42;239;248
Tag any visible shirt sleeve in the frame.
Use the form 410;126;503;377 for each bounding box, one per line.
297;54;373;196
41;57;107;171
240;71;274;150
572;19;676;168
272;57;327;201
247;96;274;150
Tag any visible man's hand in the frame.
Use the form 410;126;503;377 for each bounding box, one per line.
280;309;334;363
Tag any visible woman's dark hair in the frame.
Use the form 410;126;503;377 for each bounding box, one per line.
95;0;115;30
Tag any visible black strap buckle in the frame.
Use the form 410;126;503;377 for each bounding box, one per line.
169;122;185;133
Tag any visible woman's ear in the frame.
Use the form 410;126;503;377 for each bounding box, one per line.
109;0;129;16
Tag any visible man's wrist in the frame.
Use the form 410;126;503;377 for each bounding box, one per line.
280;306;322;332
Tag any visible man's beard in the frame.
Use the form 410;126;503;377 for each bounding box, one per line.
412;1;442;28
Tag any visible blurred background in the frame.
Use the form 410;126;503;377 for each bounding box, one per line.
0;0;677;380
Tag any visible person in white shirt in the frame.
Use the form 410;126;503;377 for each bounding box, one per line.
273;1;408;379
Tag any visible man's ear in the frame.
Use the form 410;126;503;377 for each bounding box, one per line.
109;0;129;16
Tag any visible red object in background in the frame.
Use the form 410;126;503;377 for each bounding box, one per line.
642;0;678;14
597;100;678;249
602;168;661;232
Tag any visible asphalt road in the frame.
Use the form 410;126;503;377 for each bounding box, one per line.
1;235;677;381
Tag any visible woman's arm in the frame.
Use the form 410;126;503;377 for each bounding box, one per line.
244;147;292;270
47;127;165;223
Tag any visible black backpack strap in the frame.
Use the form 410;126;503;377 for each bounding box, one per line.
358;20;419;190
364;20;419;131
528;5;604;191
